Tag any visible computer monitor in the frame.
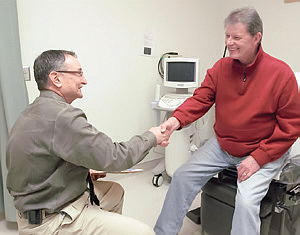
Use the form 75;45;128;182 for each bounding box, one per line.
164;57;199;93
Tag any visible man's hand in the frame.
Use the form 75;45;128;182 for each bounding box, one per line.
89;169;107;181
159;117;180;146
237;156;260;182
149;126;170;147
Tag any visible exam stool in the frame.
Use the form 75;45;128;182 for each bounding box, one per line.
200;161;300;235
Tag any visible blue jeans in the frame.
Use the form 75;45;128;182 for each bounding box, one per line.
154;136;290;235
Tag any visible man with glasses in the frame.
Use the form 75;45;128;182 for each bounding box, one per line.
6;49;167;234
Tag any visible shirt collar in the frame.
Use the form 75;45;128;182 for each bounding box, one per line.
40;90;66;103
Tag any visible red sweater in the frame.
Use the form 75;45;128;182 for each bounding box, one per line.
172;46;300;166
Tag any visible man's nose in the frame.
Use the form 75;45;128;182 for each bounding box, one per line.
81;76;87;85
226;37;233;46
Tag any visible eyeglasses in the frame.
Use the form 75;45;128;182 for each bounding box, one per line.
56;70;84;77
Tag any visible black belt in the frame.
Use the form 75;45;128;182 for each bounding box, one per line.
19;174;99;224
19;209;54;224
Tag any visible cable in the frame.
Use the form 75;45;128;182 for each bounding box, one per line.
223;45;227;58
158;52;179;79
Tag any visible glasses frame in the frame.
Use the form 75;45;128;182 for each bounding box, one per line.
56;70;84;77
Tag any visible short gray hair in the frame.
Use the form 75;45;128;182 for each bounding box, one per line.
224;7;263;38
33;50;77;90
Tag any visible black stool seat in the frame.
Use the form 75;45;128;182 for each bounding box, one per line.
199;168;300;235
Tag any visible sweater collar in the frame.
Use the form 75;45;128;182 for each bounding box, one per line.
233;44;264;72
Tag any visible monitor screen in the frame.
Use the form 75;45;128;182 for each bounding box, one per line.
164;57;199;90
167;62;195;82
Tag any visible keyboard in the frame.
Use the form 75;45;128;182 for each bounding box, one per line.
157;93;192;109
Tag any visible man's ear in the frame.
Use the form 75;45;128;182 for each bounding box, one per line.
49;71;62;88
254;32;262;45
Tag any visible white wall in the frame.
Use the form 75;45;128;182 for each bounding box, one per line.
222;0;300;72
16;0;300;161
16;0;222;161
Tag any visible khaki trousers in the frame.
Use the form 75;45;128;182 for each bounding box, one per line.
17;181;155;235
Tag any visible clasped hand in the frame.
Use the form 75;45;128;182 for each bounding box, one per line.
149;117;180;147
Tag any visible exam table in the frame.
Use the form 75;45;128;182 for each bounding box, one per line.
188;138;300;235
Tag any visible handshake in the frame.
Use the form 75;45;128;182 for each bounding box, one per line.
149;117;181;147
